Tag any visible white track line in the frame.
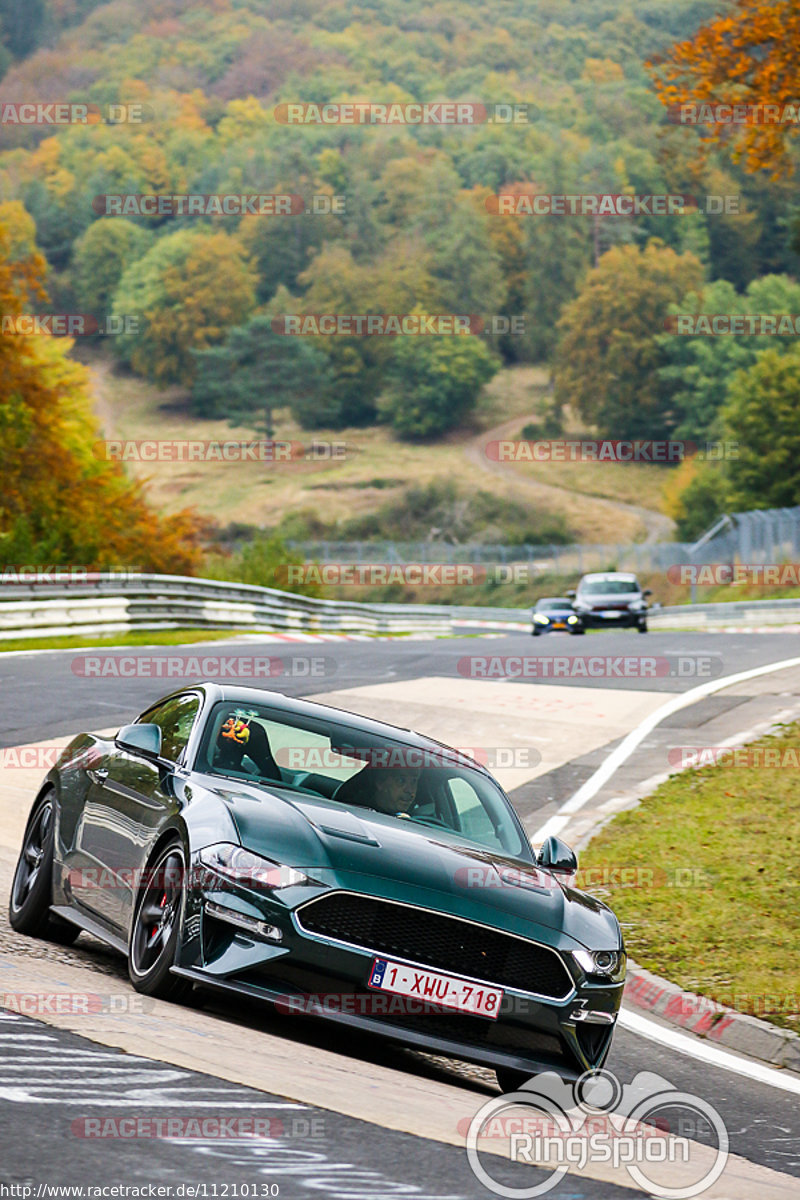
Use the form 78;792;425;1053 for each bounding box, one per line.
532;653;800;842
619;1010;800;1095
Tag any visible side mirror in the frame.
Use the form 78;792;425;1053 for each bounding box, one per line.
116;723;162;759
566;590;576;599
537;835;578;875
643;589;652;598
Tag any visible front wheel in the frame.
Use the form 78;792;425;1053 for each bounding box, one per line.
496;1066;536;1093
9;791;79;943
637;621;648;633
128;841;191;1002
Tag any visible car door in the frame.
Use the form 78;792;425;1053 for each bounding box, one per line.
75;693;200;934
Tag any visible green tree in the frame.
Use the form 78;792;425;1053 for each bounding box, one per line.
722;346;800;510
658;274;800;442
191;314;332;437
554;241;704;439
382;333;499;440
112;228;256;386
0;0;45;58
72;218;153;320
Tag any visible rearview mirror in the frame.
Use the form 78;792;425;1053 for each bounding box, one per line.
537;835;578;875
116;723;162;759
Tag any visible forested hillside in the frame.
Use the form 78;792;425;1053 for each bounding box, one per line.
1;0;798;561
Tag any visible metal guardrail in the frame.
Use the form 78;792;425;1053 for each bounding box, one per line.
0;574;798;641
648;599;800;629
0;574;454;641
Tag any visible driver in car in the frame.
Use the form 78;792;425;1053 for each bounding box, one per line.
371;767;421;818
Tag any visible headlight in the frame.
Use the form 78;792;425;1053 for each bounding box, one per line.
198;843;311;891
573;949;626;982
567;615;579;624
534;613;550;625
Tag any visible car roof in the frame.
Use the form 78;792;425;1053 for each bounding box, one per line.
578;572;639;583
166;682;493;776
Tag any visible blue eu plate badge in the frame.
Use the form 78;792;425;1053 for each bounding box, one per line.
370;958;387;987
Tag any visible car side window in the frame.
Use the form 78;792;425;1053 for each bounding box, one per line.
448;777;501;847
139;694;200;763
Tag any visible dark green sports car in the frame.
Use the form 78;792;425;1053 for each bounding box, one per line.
9;683;626;1092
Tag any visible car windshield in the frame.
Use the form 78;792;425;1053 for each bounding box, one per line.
537;599;572;611
194;701;527;857
580;580;639;595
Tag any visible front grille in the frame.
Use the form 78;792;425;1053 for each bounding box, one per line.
297;893;574;1000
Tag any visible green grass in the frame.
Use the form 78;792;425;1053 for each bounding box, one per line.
579;723;800;1035
0;628;248;654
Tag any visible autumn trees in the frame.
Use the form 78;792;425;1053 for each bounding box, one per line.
648;0;800;177
0;216;204;570
554;243;704;440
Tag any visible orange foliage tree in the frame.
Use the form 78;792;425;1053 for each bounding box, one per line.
648;0;800;177
0;219;205;572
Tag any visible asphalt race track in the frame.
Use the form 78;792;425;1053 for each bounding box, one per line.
1;629;799;1198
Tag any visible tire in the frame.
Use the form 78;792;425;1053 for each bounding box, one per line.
637;621;648;633
495;1066;536;1093
9;791;80;944
532;628;540;637
128;840;191;1002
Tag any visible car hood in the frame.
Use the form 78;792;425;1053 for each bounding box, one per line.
209;780;620;953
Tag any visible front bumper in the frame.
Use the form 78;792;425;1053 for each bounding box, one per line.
177;872;624;1077
579;608;646;628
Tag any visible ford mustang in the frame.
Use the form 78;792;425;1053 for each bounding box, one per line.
9;683;626;1092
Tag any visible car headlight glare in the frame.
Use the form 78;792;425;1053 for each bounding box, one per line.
573;948;626;982
567;615;579;624
534;614;550;625
199;843;310;891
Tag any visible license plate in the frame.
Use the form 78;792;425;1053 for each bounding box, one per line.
601;610;623;618
551;622;566;630
368;957;503;1019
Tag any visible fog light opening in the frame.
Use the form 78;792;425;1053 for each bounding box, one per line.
204;901;283;942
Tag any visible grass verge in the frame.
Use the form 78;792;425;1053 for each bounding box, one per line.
0;628;248;654
578;723;800;1035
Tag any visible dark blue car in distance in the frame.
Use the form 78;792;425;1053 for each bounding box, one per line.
531;597;584;636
